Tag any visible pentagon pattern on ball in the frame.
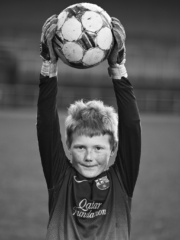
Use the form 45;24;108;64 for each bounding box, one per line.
53;2;114;69
62;17;82;41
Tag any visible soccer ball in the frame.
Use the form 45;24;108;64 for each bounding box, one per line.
53;3;114;69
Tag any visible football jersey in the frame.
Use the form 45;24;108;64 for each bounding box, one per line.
37;75;141;240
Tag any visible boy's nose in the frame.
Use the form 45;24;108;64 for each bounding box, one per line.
85;150;93;162
85;159;93;162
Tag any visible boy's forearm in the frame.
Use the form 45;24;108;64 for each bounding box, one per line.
112;77;141;197
38;64;59;140
113;78;140;125
37;74;58;130
37;73;62;189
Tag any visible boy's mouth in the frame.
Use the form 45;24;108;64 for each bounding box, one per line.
80;164;97;168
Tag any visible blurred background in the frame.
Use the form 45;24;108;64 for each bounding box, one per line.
0;0;180;112
0;0;180;240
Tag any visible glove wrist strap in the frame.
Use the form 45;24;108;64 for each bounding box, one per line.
108;64;128;79
41;61;58;78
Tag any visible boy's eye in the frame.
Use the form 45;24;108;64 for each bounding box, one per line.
76;146;85;150
95;146;103;151
79;146;84;149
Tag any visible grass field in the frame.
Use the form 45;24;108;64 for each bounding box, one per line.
0;109;180;240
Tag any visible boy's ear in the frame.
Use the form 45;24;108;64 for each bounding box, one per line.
68;147;72;155
110;151;114;157
66;139;70;150
112;142;118;153
66;141;72;156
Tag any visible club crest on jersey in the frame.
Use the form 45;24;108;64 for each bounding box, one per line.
95;176;110;190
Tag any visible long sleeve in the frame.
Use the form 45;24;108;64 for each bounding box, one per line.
112;77;141;198
37;74;70;190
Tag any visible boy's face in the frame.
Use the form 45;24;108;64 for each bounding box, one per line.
69;134;113;178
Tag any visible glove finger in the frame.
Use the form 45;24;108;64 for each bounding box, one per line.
41;15;57;43
108;43;118;66
111;17;121;26
48;42;57;63
111;17;124;29
46;24;58;42
112;28;123;50
109;17;126;65
112;22;126;40
43;18;58;41
111;17;126;40
42;15;57;38
117;47;126;64
42;14;57;31
43;17;58;34
46;25;58;63
40;32;45;43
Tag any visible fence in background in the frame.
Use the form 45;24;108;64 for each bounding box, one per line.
0;36;180;113
0;83;180;114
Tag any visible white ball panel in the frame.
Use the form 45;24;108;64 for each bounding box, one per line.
83;48;104;66
62;17;82;41
62;42;84;62
97;27;113;50
57;11;68;30
82;11;103;32
54;45;69;65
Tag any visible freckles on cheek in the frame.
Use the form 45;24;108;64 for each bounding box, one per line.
97;153;110;165
73;152;83;161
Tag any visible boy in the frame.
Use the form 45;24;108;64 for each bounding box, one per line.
37;14;141;240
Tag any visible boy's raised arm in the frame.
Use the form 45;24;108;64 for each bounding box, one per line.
112;76;141;198
37;15;69;190
108;17;141;198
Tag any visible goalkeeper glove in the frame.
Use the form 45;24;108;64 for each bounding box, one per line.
40;14;58;63
108;17;127;78
40;15;59;77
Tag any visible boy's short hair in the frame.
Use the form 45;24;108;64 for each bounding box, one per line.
65;100;118;151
